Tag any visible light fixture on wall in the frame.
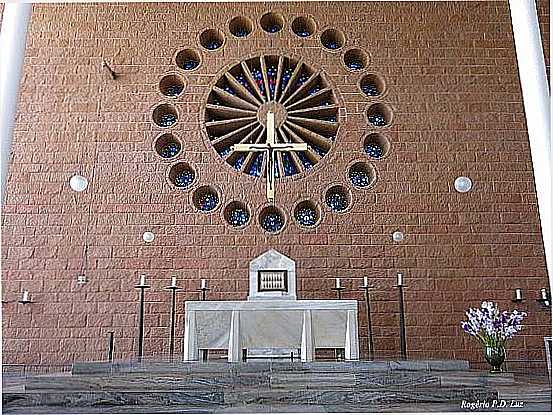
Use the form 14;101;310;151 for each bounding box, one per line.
18;290;31;304
392;231;404;242
454;176;473;193
512;288;524;303
537;288;551;308
69;175;88;192
142;231;155;243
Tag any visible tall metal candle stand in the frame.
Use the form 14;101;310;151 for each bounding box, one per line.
331;279;346;360
198;280;210;361
359;279;375;360
395;273;407;360
135;275;151;363
165;276;182;362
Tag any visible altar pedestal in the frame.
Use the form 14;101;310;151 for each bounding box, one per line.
183;300;359;363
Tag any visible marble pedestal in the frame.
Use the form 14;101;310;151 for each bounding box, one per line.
183;300;359;363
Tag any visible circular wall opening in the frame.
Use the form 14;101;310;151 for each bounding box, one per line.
154;132;182;159
294;200;321;228
260;12;285;33
168;162;196;189
223;201;251;228
359;73;385;97
348;162;376;188
229;16;254;38
363;133;390;159
152;103;178;128
175;48;201;71
193;185;220;212
343;48;369;71
259;206;285;233
159;74;185;97
366;103;393;127
324;185;351;212
199;29;225;51
320;28;345;50
291;16;316;37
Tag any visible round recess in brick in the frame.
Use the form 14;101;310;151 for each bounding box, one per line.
175;48;201;71
193;185;220;212
324;185;351;213
152;103;178;128
159;74;185;98
204;54;339;177
168;162;196;189
359;73;385;97
294;200;321;228
291;16;316;38
363;133;390;160
259;205;286;233
154;132;182;159
348;161;376;189
320;28;345;50
229;16;254;38
366;103;393;127
199;28;225;51
343;48;369;71
260;12;285;33
223;201;251;228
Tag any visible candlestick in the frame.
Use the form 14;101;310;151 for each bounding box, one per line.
139;274;146;287
22;291;29;302
201;279;207;290
358;281;375;360
397;273;403;287
134;275;151;363
165;277;182;362
336;278;341;289
171;276;177;288
513;288;523;302
396;281;407;359
363;276;368;288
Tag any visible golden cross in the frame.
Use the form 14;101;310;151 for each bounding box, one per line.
231;112;307;203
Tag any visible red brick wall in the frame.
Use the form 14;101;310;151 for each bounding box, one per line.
2;2;550;369
536;0;550;79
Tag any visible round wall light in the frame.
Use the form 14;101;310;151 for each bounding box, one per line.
392;231;404;242
454;176;473;193
69;175;88;192
142;231;155;243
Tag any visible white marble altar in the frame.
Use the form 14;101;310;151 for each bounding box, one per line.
183;250;359;363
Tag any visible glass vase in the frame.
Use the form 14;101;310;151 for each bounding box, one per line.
484;344;506;374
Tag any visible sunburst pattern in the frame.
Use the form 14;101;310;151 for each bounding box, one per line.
204;55;340;178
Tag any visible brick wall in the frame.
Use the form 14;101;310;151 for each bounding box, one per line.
2;2;550;369
536;0;550;79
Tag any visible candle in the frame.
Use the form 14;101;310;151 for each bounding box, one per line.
363;276;368;288
171;276;177;287
139;274;146;286
540;288;548;300
397;273;403;287
22;291;29;302
515;288;522;301
201;279;207;289
335;278;341;289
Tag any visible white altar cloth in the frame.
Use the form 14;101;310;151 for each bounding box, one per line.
183;300;359;362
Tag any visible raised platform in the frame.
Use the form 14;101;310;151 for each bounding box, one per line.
3;360;551;413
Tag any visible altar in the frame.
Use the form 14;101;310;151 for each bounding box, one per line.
183;250;359;362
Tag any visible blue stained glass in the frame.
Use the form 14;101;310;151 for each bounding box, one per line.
311;144;327;157
298;152;313;169
218;146;231;157
234;28;248;37
266;25;280;33
251;68;265;95
198;191;218;211
296;206;317;226
175;170;194;188
282;153;297;176
349;168;370;187
236;74;253;93
297;30;311;37
223;85;236;95
280;68;293;92
296;73;309;87
361;83;379;96
327;115;337;122
160;142;180;158
365;143;383;159
233;154;246;170
207;40;221;50
308;85;320;96
326;191;348;212
267;66;277;99
182;59;199;70
159;114;177;127
325;42;339;49
347;60;363;70
368;113;386;126
261;211;284;233
165;84;183;97
248;153;263;177
229;208;249;226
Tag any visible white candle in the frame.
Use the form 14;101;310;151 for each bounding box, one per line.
397;273;403;286
139;274;146;286
335;278;341;289
201;279;207;289
363;276;368;288
171;276;177;287
541;288;548;300
515;288;522;300
22;291;29;302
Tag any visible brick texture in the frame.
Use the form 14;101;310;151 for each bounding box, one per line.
2;2;550;370
536;0;550;79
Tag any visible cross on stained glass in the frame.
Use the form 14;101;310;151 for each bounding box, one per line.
231;112;307;203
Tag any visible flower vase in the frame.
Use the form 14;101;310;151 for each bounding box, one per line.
484;345;505;373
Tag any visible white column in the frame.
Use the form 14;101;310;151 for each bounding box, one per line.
0;3;32;204
300;310;314;362
183;311;198;361
345;310;359;360
227;310;241;363
509;0;552;277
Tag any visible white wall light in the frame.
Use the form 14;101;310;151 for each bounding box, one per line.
392;231;404;242
69;175;88;192
142;231;155;243
454;176;473;193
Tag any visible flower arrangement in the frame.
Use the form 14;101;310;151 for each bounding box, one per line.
461;301;527;373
